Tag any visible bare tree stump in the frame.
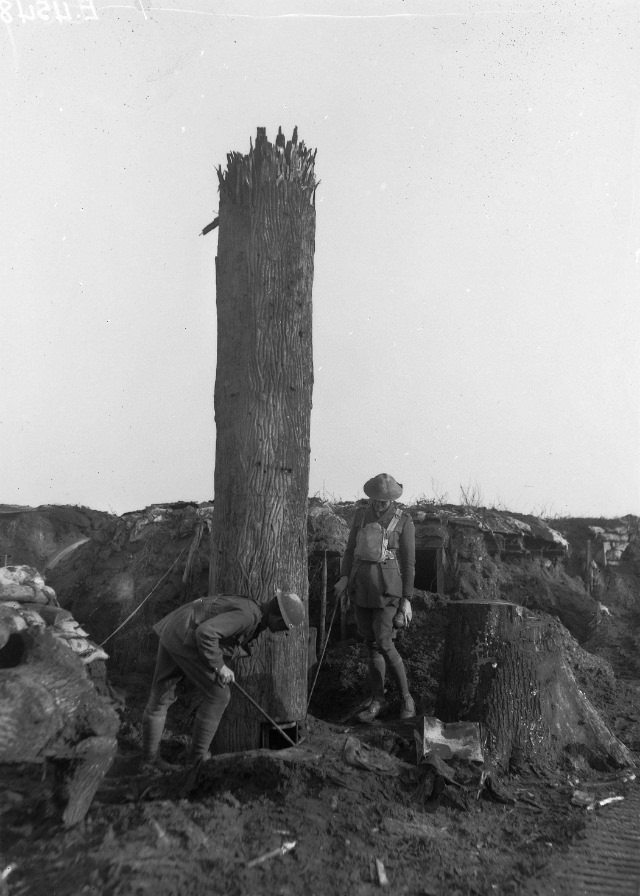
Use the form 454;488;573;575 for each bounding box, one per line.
435;601;633;773
209;127;316;752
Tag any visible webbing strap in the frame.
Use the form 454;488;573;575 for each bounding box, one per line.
386;508;403;536
360;506;403;535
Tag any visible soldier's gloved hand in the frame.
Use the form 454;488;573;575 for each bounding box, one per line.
393;599;413;629
400;598;413;624
217;665;235;686
334;576;349;598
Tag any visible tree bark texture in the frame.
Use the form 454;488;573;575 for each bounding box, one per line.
435;601;633;772
210;127;316;752
0;630;119;825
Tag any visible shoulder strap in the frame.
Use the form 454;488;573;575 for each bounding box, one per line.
386;508;403;535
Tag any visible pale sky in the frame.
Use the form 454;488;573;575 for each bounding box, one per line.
2;0;639;517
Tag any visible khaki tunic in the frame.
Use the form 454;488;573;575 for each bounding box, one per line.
153;594;262;676
340;502;416;608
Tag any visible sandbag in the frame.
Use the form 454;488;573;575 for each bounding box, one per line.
0;565;57;604
0;583;46;602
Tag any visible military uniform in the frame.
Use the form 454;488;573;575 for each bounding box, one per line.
341;502;415;606
336;474;417;721
142;595;264;761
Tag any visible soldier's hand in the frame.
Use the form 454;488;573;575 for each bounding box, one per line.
218;665;235;686
334;576;349;598
400;598;413;624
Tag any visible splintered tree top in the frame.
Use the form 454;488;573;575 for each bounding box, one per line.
217;126;317;206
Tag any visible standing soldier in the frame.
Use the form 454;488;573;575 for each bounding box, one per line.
334;474;416;722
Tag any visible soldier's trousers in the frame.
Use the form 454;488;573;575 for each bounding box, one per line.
142;643;231;760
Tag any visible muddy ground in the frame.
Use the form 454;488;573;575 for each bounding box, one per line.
1;506;640;895
2;600;639;896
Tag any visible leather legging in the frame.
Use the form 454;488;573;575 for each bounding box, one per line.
353;603;410;700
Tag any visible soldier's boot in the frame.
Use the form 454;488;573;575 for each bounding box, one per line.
189;693;230;760
141;707;167;762
356;697;388;723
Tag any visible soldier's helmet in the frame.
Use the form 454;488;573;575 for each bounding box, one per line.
363;473;403;501
275;590;305;629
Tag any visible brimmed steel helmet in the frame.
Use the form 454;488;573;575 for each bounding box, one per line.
275;590;305;629
363;473;403;502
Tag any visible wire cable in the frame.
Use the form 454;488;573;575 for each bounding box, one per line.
99;547;187;647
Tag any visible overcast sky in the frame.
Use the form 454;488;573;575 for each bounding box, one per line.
2;0;639;518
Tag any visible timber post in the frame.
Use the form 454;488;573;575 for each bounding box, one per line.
210;126;316;752
320;550;327;652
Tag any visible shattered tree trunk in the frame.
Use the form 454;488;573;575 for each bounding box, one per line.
435;601;633;772
210;127;316;753
0;630;119;826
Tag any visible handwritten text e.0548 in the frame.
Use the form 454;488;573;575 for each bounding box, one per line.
0;0;98;23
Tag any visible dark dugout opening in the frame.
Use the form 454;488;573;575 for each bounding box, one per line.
0;633;26;668
261;721;301;750
414;548;441;593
